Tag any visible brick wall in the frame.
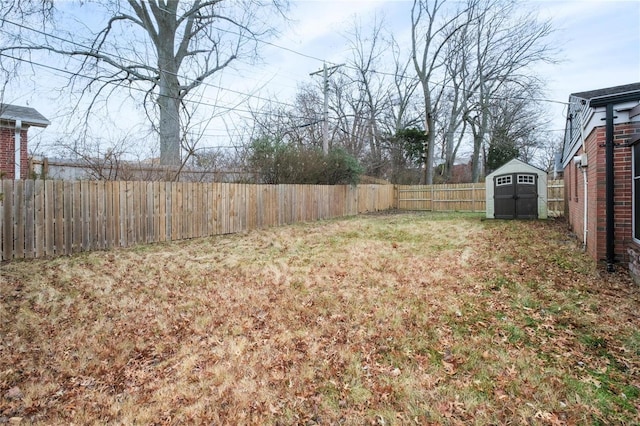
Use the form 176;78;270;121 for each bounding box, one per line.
610;123;634;263
593;125;607;264
565;127;601;262
566;145;585;248
0;124;29;179
566;121;640;268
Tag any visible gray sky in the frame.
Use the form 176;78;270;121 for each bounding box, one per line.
5;0;640;159
249;0;640;136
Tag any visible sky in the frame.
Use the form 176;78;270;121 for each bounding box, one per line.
4;0;640;161
251;0;640;136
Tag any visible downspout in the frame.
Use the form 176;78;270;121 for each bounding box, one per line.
582;159;588;250
14;119;22;180
605;103;615;272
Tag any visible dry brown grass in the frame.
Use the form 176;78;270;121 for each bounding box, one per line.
1;212;639;425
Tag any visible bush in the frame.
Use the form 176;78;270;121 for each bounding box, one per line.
321;147;363;185
248;138;363;185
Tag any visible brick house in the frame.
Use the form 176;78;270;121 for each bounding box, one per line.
0;104;50;179
561;83;640;275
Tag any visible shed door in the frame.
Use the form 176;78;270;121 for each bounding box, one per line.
494;173;538;219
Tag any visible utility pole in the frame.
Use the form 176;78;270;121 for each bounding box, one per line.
310;62;343;155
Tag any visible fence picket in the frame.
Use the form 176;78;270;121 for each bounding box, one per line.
195;183;202;238
3;181;15;259
33;180;45;257
156;182;162;241
89;181;98;250
212;182;220;234
72;182;83;252
125;182;134;246
45;180;55;255
24;180;34;258
14;181;24;258
164;182;171;242
63;181;73;253
53;180;64;254
118;182;126;247
148;181;155;241
177;182;184;240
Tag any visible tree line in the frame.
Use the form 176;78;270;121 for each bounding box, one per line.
0;0;559;184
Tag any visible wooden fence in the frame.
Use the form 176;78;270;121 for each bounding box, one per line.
0;179;565;261
0;181;394;261
397;183;486;212
396;180;565;216
546;180;565;217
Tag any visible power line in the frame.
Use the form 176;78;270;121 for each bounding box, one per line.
149;1;335;64
1;13;569;136
0;17;301;110
1;14;571;108
0;52;322;123
1;15;346;106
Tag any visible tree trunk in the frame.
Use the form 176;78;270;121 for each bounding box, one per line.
471;108;488;183
424;110;435;185
156;13;182;167
471;131;483;182
158;71;181;166
443;121;457;182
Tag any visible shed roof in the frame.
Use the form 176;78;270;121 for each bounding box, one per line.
486;158;546;179
0;104;50;127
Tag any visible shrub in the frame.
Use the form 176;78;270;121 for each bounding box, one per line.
248;138;362;185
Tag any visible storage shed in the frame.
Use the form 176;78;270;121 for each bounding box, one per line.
486;158;547;219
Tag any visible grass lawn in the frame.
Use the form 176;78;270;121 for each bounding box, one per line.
1;212;639;425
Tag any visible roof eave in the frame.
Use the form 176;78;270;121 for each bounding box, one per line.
26;120;51;128
0;116;50;128
589;90;640;107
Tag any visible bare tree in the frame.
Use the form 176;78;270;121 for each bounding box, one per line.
0;1;53;21
384;35;421;135
49;134;132;180
330;74;369;159
247;82;324;148
411;0;472;184
436;19;474;182
378;36;422;183
484;83;548;173
538;135;563;174
462;0;556;181
1;0;288;166
291;85;325;147
340;16;393;177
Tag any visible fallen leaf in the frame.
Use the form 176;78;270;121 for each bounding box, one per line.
443;361;456;375
5;387;23;401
